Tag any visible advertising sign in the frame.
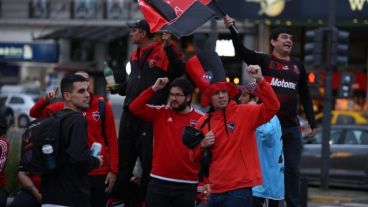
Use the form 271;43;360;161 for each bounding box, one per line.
0;43;58;62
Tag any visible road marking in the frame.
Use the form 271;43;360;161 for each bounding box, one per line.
310;195;352;203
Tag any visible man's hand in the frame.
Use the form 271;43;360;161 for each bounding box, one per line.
200;131;215;148
309;127;317;138
224;15;234;28
247;65;264;83
97;155;104;167
44;87;58;103
106;84;120;94
152;77;169;92
105;172;117;193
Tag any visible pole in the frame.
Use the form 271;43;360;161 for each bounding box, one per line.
320;0;335;190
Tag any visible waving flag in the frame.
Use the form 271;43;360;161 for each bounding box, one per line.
138;0;219;37
185;50;226;91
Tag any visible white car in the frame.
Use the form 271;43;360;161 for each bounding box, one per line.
0;93;40;128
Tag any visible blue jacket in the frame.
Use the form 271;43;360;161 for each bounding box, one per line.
252;116;284;200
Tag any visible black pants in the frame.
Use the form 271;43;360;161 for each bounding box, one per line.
0;187;8;207
282;126;303;207
9;188;40;207
114;114;153;205
252;196;279;207
89;175;109;207
146;178;197;207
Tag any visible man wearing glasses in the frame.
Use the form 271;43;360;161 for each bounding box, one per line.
129;77;203;207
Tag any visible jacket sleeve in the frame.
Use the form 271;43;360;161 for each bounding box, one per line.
297;64;317;129
29;97;50;118
229;27;269;67
165;43;185;80
257;116;281;147
253;80;280;128
65;116;100;173
128;87;158;122
29;98;64;119
104;101;119;174
0;139;9;173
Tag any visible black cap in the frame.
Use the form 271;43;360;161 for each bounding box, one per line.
128;20;152;35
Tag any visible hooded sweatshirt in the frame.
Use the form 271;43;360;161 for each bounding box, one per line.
190;80;280;193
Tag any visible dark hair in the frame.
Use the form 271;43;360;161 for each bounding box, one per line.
269;27;293;52
60;74;88;98
170;77;195;96
128;19;154;39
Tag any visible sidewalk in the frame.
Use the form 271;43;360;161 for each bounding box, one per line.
308;187;368;205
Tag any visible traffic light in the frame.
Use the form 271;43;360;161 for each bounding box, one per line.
331;29;349;66
338;73;354;98
307;72;320;97
304;29;324;66
308;72;317;84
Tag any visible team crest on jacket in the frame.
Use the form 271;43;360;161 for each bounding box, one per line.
92;111;100;121
227;122;236;133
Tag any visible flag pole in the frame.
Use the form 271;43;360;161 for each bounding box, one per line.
213;0;239;33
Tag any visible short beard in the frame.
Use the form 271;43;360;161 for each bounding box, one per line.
171;102;188;112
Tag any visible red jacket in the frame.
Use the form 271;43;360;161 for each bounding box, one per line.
129;87;202;183
29;94;119;175
0;137;9;189
190;80;280;193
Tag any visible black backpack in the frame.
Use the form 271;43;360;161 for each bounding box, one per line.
19;110;74;174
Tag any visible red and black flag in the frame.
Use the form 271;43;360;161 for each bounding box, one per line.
138;0;220;37
185;50;226;91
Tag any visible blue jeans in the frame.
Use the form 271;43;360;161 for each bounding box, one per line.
208;188;252;207
282;126;302;207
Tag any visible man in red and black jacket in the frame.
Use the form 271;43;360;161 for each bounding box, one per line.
224;16;316;207
29;71;119;207
110;20;185;206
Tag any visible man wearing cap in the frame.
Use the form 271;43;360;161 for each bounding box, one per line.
110;19;185;206
190;65;280;206
224;16;316;207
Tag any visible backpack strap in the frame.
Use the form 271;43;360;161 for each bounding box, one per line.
98;98;108;147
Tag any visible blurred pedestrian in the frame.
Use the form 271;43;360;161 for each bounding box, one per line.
237;82;284;207
190;65;279;207
224;16;316;207
109;19;185;206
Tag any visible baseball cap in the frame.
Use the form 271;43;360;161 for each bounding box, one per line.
128;19;152;35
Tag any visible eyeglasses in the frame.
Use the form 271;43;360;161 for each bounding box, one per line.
169;93;185;98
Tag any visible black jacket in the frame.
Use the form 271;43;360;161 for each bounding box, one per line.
41;109;100;207
229;28;316;129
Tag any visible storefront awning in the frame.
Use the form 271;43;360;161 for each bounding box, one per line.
36;26;129;43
